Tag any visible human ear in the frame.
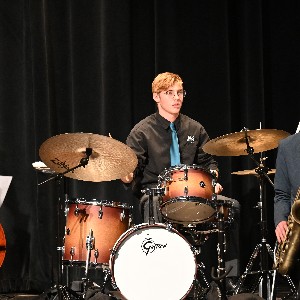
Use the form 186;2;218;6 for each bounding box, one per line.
153;93;160;103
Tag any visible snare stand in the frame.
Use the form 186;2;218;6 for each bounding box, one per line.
142;187;164;224
39;148;92;300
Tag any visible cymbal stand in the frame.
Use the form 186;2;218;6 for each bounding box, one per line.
81;229;95;294
234;129;275;299
39;148;92;300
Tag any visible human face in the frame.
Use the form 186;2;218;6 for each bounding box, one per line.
153;82;185;122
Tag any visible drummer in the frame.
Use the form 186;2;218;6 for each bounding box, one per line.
121;71;223;222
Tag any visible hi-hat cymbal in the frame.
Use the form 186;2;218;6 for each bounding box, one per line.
39;133;137;182
231;168;276;176
203;129;290;156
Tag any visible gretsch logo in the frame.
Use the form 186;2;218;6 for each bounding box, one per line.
141;236;167;255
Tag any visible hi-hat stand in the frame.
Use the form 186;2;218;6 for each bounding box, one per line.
233;130;275;299
39;148;93;300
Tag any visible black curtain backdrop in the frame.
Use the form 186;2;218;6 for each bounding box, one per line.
0;0;300;293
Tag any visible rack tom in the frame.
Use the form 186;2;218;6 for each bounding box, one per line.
158;165;215;224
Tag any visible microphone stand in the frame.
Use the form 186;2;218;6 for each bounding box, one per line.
39;148;92;300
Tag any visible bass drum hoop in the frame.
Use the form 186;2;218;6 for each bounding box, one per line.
66;198;131;209
110;223;197;300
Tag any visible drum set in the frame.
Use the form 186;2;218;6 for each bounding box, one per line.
34;128;290;300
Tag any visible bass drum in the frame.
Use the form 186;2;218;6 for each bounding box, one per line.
110;223;196;300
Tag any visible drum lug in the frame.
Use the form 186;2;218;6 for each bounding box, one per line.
98;206;103;219
199;181;206;188
120;210;125;222
184;186;188;196
166;222;173;231
64;205;69;217
70;246;75;261
110;248;116;256
191;246;200;256
184;168;188;181
66;227;70;235
94;248;99;263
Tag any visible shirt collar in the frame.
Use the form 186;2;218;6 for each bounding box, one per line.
155;111;181;130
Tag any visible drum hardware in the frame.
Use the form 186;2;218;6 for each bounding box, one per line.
94;249;99;264
98;205;103;219
85;229;95;276
37;164;89;300
233;133;276;299
209;201;233;300
203;127;291;299
142;187;165;224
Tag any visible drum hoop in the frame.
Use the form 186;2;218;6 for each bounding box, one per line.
160;196;217;224
109;222;197;289
62;260;108;268
158;164;212;182
67;198;132;209
160;196;215;207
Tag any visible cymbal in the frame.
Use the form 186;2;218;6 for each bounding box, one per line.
203;129;290;156
231;168;276;176
39;133;137;182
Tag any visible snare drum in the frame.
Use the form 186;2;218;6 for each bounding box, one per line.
110;223;196;300
63;199;131;265
158;165;215;223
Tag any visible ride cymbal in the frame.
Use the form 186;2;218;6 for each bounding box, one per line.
231;168;276;176
39;133;137;182
203;129;290;156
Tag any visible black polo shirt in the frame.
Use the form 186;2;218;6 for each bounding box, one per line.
126;112;218;197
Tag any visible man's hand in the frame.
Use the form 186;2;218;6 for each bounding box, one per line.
275;220;288;243
214;183;223;194
120;172;134;184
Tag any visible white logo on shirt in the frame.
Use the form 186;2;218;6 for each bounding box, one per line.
187;135;195;143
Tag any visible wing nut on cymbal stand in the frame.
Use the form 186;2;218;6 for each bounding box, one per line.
38;148;93;186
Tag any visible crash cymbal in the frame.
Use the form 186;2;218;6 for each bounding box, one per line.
203;129;290;156
231;168;276;176
39;133;137;182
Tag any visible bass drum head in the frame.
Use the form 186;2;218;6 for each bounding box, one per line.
110;223;196;300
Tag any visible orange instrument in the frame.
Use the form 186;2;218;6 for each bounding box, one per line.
0;224;6;267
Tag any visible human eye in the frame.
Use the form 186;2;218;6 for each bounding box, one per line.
165;90;173;96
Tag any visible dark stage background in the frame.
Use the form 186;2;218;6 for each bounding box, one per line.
0;0;300;293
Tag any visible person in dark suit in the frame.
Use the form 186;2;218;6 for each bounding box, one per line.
274;132;300;242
